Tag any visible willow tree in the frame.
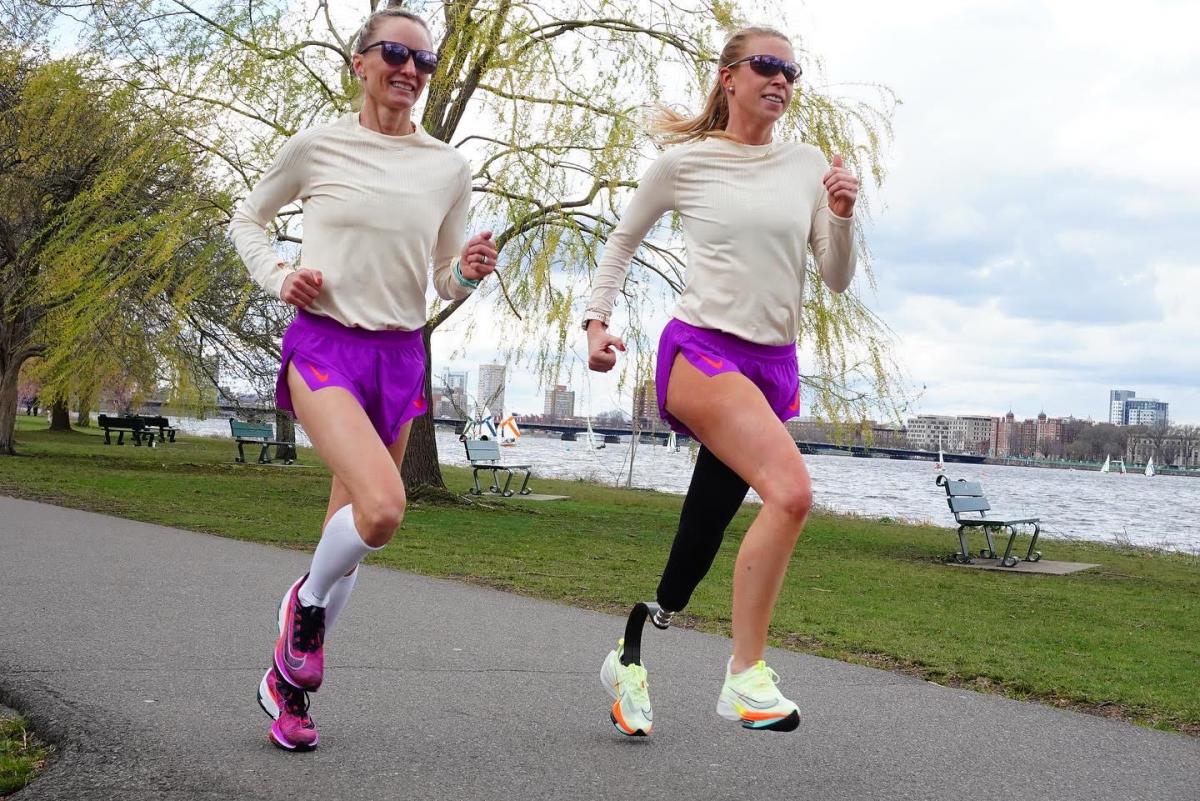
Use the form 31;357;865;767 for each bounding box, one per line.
0;51;239;454
43;0;899;488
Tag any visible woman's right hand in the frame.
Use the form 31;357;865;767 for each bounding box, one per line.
281;268;323;308
587;321;626;372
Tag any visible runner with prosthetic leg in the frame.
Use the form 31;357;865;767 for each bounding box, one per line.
586;25;860;736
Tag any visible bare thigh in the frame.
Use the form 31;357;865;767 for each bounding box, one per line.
286;364;407;545
664;355;810;503
323;424;412;525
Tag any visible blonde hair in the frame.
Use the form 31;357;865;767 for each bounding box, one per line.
653;26;792;145
352;8;432;53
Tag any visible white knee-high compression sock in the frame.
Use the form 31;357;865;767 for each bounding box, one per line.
299;505;378;607
323;568;360;633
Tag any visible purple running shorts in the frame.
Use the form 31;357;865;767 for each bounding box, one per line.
276;310;427;446
655;318;801;438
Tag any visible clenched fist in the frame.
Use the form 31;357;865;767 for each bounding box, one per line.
586;320;626;373
822;154;859;218
281;268;323;308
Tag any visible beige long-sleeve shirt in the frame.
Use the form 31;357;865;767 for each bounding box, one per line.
584;137;857;345
228;113;475;331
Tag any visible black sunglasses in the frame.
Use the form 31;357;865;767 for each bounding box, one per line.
727;54;801;84
359;40;439;75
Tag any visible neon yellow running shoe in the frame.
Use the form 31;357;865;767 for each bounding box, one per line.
600;638;653;736
716;658;800;731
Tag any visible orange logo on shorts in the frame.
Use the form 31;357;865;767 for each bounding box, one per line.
788;391;800;412
413;397;425;409
307;364;330;383
697;353;724;370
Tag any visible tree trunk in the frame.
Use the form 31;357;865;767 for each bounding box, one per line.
49;395;71;431
76;405;92;428
275;410;297;462
0;363;20;455
400;325;447;493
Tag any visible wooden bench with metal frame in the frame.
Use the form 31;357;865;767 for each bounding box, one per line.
97;414;156;447
230;419;295;465
136;414;178;443
936;474;1042;567
463;438;532;497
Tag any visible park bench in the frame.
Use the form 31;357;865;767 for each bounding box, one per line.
230;419;295;465
462;438;532;497
936;474;1042;567
136;415;178;443
97;414;155;447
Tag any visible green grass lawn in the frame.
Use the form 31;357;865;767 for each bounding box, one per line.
2;415;1198;734
0;710;52;798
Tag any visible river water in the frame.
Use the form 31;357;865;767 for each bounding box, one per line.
171;416;1199;554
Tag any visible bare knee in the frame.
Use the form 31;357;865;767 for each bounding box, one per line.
355;489;406;547
763;479;813;526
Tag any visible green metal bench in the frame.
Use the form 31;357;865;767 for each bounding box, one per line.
463;438;532;497
936;474;1041;567
97;414;155;447
230;419;295;465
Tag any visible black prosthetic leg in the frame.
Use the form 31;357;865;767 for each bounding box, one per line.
619;446;750;666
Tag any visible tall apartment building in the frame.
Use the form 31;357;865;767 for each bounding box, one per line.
1108;389;1168;426
477;364;506;419
543;384;575;419
1125;399;1169;426
632;380;656;428
436;371;469;417
1109;389;1136;425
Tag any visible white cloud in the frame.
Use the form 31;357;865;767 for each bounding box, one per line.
791;0;1200;422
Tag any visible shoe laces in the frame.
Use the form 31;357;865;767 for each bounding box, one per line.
275;673;314;727
742;660;781;694
292;602;326;654
621;662;650;707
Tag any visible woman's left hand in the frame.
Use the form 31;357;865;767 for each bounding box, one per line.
823;155;859;218
460;231;498;281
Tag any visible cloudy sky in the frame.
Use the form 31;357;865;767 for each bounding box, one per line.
435;0;1199;424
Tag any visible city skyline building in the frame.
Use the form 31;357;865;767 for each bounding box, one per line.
1108;389;1169;426
632;380;656;428
543;384;575;419
1109;389;1136;425
477;364;506;419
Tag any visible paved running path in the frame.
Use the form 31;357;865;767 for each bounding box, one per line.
1;497;1196;800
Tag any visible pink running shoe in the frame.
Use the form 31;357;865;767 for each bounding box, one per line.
274;575;326;691
257;665;318;751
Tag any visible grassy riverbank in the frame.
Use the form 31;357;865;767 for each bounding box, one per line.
2;416;1197;734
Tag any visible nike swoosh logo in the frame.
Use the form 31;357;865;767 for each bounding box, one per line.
789;392;800;412
698;353;724;370
284;644;306;671
413;397;425;409
307;364;330;383
731;689;777;710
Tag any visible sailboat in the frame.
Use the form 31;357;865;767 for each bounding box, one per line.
585;417;605;450
478;414;499;440
935;435;945;473
666;431;679;452
1118;458;1127;475
1100;455;1111;474
498;414;520;447
1145;456;1156;477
